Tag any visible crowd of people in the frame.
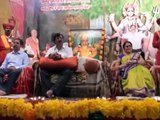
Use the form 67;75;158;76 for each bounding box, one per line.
0;12;160;98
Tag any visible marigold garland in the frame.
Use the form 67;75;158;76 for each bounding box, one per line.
0;98;33;119
1;98;160;120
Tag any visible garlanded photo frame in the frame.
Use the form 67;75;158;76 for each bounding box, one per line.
68;29;105;61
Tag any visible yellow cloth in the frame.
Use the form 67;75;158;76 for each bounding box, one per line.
0;35;11;65
1;35;10;49
121;53;155;93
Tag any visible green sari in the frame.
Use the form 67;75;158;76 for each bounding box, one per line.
121;53;155;97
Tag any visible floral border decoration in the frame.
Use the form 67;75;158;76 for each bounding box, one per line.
0;98;160;120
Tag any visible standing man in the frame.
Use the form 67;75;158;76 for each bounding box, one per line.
0;23;14;65
150;18;160;95
0;38;29;95
40;33;73;97
152;18;160;66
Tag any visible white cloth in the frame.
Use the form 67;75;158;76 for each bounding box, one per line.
24;45;34;55
118;17;144;33
45;42;73;58
122;32;146;50
76;57;102;72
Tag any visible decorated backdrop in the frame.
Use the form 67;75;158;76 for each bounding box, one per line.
0;0;160;62
37;0;160;62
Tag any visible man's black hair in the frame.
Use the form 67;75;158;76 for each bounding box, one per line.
14;37;24;46
51;33;64;43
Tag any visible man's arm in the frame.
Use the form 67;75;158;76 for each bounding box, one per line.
45;47;55;58
0;55;8;69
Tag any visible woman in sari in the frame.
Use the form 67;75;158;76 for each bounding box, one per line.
118;41;155;97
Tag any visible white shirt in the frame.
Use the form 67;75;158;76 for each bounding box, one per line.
45;42;73;58
0;50;29;69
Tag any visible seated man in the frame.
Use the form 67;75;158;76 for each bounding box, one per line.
10;39;35;97
0;38;29;95
40;33;73;97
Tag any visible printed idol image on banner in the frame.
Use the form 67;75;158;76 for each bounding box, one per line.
36;0;160;62
0;0;160;62
68;29;105;60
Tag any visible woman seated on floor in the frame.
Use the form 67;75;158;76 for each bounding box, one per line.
112;41;155;97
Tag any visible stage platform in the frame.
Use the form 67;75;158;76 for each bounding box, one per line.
0;96;160;120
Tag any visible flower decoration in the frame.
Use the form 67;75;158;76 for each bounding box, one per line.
0;98;33;119
0;98;160;120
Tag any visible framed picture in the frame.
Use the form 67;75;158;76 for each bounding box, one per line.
68;29;105;60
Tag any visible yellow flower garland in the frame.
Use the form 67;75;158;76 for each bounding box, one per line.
34;98;160;120
0;98;33;119
1;98;160;120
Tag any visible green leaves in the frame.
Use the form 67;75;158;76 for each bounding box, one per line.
88;111;106;120
80;0;155;20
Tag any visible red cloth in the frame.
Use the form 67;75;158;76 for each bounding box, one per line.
2;23;14;30
156;50;160;65
0;35;11;65
153;32;160;65
39;57;78;70
11;67;34;97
